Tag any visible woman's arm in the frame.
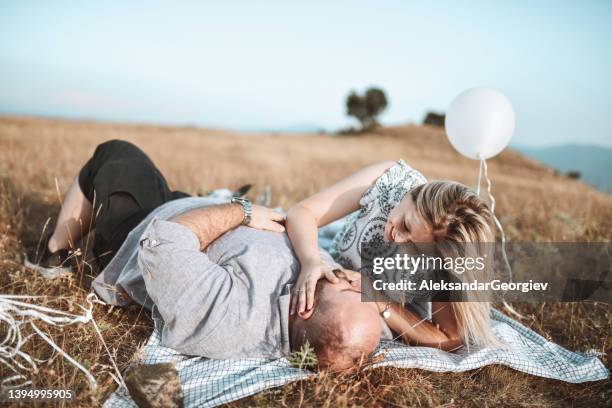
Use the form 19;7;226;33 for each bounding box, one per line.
376;300;463;351
286;161;397;315
362;274;462;351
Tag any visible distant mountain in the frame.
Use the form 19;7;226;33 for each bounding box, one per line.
515;144;611;193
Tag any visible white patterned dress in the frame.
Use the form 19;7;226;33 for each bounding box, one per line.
328;159;432;320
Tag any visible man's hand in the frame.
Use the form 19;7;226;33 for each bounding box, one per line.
248;205;286;233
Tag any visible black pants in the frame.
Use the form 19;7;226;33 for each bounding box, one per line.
78;140;189;270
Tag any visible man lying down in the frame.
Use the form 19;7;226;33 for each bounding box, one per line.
25;140;383;372
135;202;382;371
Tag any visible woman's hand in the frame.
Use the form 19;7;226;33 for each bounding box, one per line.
247;205;286;233
291;259;340;315
333;268;362;287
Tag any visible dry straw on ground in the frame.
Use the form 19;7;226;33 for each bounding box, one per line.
0;116;610;407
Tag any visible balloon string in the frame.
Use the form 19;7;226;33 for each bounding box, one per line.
480;158;525;320
476;158;484;195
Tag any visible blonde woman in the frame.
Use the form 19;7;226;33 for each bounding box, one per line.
285;160;498;351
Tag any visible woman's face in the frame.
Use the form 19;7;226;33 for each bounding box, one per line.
385;193;434;244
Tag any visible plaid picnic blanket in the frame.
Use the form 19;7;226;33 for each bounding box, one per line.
104;308;608;408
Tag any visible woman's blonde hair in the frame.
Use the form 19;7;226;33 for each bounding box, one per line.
410;181;499;348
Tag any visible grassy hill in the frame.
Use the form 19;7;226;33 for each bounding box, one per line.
0;116;610;406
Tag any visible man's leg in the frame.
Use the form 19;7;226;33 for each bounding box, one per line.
45;139;140;255
47;176;93;253
92;191;144;270
29;139;185;273
81;140;187;270
25;143;105;274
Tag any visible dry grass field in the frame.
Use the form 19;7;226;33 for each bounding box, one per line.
0;116;610;407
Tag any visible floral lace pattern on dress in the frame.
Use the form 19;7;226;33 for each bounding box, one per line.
329;160;427;271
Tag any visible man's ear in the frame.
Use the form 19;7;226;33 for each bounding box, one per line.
298;308;315;319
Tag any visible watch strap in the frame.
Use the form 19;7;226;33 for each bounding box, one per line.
231;197;252;225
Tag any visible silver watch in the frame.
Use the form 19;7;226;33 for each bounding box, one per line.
231;197;252;226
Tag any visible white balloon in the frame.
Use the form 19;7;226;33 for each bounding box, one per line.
445;87;515;160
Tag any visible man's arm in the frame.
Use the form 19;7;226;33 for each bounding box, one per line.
137;202;246;355
138;217;236;357
171;203;244;251
137;202;285;357
172;202;286;250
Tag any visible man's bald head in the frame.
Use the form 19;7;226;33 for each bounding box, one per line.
290;280;381;372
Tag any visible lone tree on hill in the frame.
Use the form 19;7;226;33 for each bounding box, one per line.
423;111;446;127
346;87;388;131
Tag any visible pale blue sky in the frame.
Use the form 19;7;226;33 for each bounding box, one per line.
1;1;611;147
